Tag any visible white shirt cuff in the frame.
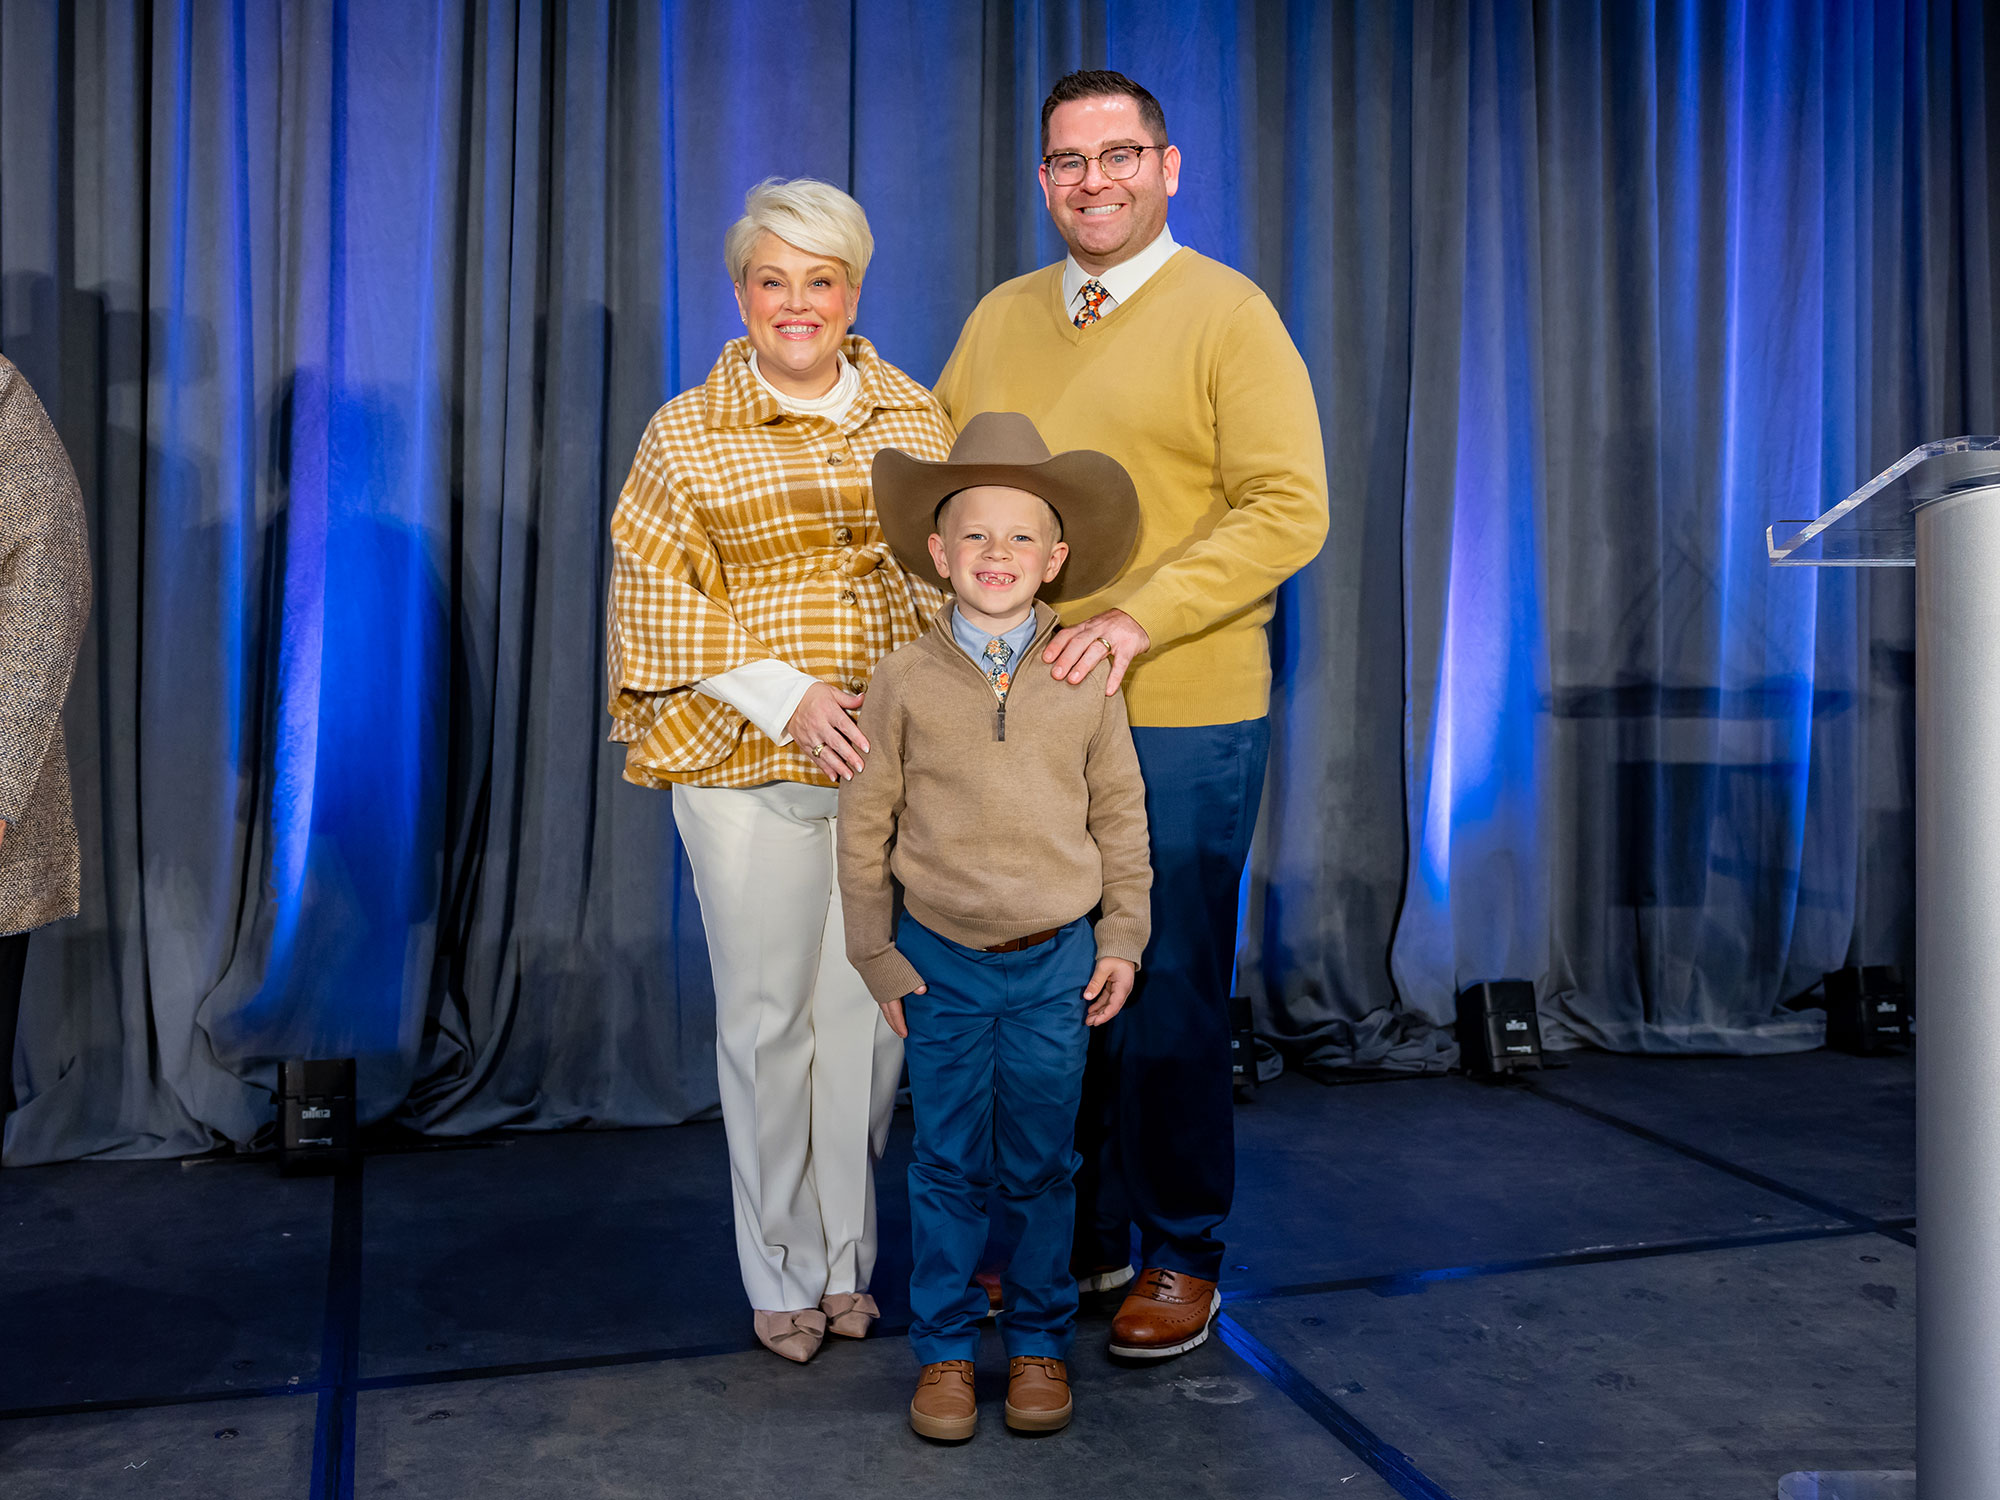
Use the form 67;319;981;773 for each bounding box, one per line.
696;659;819;746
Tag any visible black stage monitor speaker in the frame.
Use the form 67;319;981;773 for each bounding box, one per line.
1822;966;1910;1055
1230;993;1258;1098
1456;980;1544;1076
279;1058;357;1174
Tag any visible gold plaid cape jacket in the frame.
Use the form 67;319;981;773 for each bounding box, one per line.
607;336;953;789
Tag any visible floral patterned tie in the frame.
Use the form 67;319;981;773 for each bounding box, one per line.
1073;280;1110;328
983;636;1015;698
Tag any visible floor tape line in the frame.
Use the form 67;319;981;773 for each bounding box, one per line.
1222;1219;1885;1307
1217;1312;1458;1500
0;1383;319;1424
351;1338;764;1392
1513;1078;1912;1239
309;1162;365;1500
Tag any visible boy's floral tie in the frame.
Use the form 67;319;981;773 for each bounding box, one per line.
983;637;1014;698
1073;280;1110;328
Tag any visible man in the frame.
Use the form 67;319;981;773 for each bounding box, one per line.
934;69;1327;1359
0;353;91;1154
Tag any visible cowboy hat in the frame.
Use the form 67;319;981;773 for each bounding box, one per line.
871;411;1140;601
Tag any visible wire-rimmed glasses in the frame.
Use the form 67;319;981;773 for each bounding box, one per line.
1040;145;1167;186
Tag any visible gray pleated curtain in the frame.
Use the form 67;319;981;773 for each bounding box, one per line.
0;0;1991;1161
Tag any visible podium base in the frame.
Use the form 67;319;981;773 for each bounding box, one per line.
1777;1473;1915;1500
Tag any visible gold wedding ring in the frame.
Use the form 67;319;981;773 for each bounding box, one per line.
811;743;827;757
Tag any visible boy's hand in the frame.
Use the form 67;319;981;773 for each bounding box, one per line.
1083;958;1136;1026
878;983;924;1040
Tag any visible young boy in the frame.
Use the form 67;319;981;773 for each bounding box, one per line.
838;411;1151;1440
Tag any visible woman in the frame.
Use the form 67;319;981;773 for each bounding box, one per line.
0;353;91;1156
605;179;953;1362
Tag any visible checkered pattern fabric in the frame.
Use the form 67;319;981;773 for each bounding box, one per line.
607;336;953;789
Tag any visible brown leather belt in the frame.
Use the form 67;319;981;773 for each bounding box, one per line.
983;928;1063;954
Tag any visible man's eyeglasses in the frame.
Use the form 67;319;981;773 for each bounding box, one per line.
1040;145;1167;186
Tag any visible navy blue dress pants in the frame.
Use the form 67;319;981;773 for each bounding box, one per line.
1072;717;1270;1282
0;932;26;1117
899;914;1095;1366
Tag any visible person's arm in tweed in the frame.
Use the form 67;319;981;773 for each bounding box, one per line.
0;366;91;852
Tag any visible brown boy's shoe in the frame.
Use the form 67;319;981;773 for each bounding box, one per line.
1004;1356;1073;1432
1107;1268;1221;1359
909;1360;977;1441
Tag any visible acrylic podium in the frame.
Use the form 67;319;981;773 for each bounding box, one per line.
1769;435;2000;1500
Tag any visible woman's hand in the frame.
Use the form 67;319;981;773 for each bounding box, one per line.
1083;957;1136;1026
788;681;869;780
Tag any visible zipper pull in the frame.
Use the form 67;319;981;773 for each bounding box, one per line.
997;699;1006;742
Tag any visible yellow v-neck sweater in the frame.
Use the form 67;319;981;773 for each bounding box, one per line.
935;247;1328;728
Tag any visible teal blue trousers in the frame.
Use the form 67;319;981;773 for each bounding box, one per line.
897;913;1094;1365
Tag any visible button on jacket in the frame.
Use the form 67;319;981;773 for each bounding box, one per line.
0;356;91;937
607;336;953;789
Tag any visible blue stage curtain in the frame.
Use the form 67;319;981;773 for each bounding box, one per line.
0;1;1992;1158
1377;0;1996;1054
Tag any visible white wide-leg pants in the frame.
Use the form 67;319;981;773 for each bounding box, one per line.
671;780;903;1313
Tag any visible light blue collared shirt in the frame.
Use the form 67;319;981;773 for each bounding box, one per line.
950;607;1039;691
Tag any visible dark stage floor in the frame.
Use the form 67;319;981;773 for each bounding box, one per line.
0;1049;1915;1498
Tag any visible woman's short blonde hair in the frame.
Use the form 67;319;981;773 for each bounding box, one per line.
724;178;874;289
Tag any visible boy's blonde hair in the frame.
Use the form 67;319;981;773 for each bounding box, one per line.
724;178;874;288
933;487;1064;543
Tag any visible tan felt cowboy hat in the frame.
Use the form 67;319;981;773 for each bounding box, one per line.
872;411;1140;601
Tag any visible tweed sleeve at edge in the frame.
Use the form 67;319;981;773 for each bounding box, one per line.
0;375;90;826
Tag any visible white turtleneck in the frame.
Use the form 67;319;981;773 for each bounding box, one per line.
750;350;861;422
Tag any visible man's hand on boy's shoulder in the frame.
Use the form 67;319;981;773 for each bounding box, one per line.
1044;609;1150;695
1084;957;1137;1026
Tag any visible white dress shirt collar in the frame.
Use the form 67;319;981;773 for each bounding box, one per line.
1062;224;1181;317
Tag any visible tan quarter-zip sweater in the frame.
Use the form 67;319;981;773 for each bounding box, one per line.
837;602;1152;1006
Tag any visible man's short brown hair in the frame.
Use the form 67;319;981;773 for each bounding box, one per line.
1039;70;1169;155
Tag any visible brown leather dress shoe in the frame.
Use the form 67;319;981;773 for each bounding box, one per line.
909;1360;977;1441
1004;1356;1073;1432
1107;1268;1221;1359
